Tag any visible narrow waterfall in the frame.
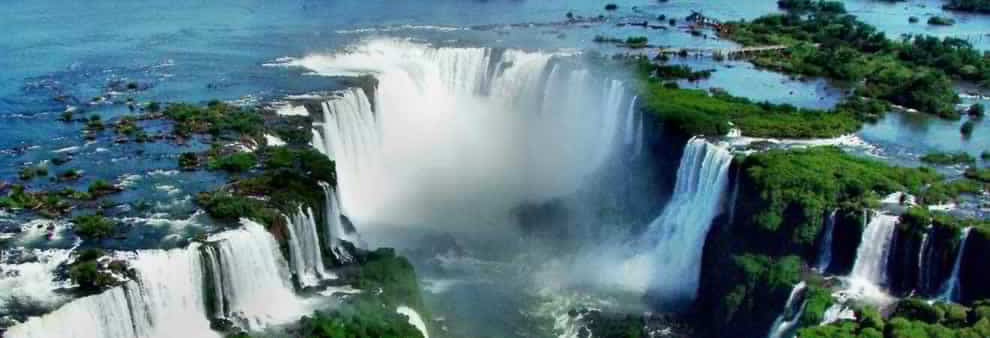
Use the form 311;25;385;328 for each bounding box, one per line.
644;137;733;302
936;227;972;302
916;227;932;293
285;206;331;287
206;219;306;331
816;209;838;272
319;181;358;263
623;95;639;152
850;212;898;286
287;38;632;231
767;281;808;338
6;248;217;338
397;306;430;338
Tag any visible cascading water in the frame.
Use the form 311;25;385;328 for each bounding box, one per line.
850;212;898;286
820;303;856;325
917;227;933;293
285;206;331;287
7;248;217;338
815;209;838;272
936;227;971;302
206;219;307;331
767;281;807;338
281;38;635;236
319;181;358;263
641;137;733;303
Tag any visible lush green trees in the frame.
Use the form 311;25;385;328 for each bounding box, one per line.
72;215;115;239
721;8;988;118
640;82;861;137
207;152;257;173
801;298;990;337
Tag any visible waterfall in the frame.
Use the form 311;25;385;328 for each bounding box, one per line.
644;137;733;302
319;181;358;263
285;206;331;287
285;38;631;231
767;281;807;338
850;212;898;286
623;95;646;158
206;219;307;331
397;306;429;338
916;227;932;293
936;227;971;302
820;303;856;325
816;209;838;272
6;248;218;338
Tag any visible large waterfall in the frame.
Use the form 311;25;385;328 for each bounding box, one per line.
284;38;635;235
205;219;307;330
9;219;308;337
6;248;217;338
936;227;971;302
285;206;331;287
642;137;733;303
767;281;807;338
850;212;898;286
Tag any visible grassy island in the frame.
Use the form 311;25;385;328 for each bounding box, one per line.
720;1;989;118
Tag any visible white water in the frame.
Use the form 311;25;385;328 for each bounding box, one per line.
641;137;733;302
850;212;898;286
282;38;634;235
319;181;359;263
917;228;932;293
397;306;430;338
815;209;838;272
285;206;332;287
7;248;218;338
936;227;971;302
767;281;807;338
206;219;307;330
0;248;73;314
820;303;856;325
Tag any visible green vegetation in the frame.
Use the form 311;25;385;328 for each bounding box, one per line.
56;169;82;181
67;249;130;293
72;215;115;239
641;61;715;81
776;0;847;14
161;101;264;139
928;16;956;26
625;36;648;48
207;152;257;173
740;146;937;242
799;286;835;326
944;0;990;13
918;179;985;204
195;190;279;226
965;167;990;182
983;150;990;159
721;6;989;118
920;151;976;165
0;185;72;217
640;81;860;137
799;298;990;337
178;152;199;170
18;165;48;180
88;179;121;197
294;300;423;338
718;254;803;326
604;3;618;11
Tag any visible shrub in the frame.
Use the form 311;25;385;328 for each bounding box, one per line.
920;151;975;165
178;152;199;170
207;152;257;173
72;215;114;239
88;179;121;197
928;16;956;26
605;4;618;11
